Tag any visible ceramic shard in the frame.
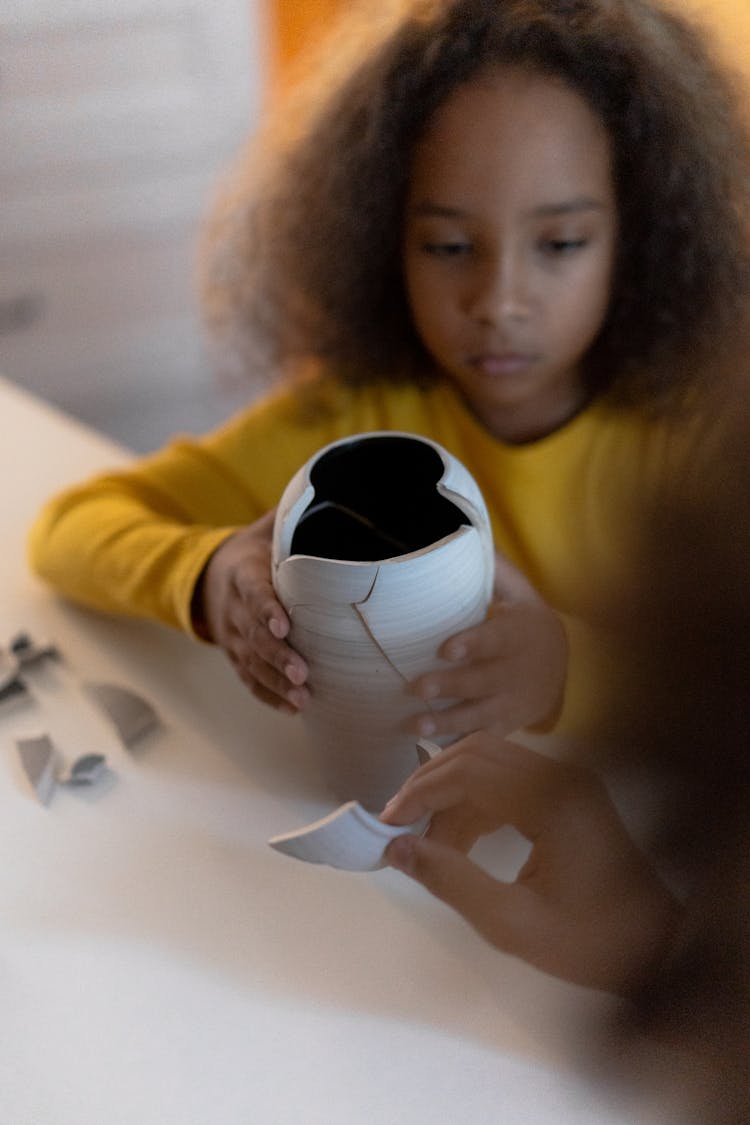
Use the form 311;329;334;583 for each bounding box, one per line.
354;525;488;683
0;677;29;710
0;647;20;691
83;681;160;747
16;734;59;806
1;631;60;700
59;753;109;787
268;800;430;872
9;632;60;670
416;738;440;766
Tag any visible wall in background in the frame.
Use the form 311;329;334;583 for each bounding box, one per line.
1;0;264;451
678;0;750;90
267;0;750;91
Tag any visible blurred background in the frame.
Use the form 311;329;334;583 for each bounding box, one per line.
0;0;746;452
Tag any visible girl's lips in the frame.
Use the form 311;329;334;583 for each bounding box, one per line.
468;353;536;376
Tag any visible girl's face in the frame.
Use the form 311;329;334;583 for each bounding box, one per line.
403;66;617;443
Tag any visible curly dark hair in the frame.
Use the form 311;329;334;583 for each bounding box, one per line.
202;0;750;401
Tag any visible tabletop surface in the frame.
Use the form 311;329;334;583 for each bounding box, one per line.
0;376;647;1125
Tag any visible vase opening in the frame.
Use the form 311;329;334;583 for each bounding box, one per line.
290;435;469;562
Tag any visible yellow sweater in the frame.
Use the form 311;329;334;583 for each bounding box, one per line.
27;376;700;734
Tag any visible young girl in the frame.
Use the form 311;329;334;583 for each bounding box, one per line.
29;0;750;744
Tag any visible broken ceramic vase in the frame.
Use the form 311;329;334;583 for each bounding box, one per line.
272;432;494;810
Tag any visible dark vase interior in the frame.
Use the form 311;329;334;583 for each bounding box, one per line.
290;435;468;562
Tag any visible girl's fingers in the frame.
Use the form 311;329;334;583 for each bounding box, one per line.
382;734;559;838
412;695;518;739
247;663;310;709
242;677;299;714
232;612;308;686
385;834;531;954
385;829;673;991
433;607;564;681
238;669;309;712
381;775;467;826
412;659;510;708
411;634;565;733
423;806;487;851
229;637;310;708
437;614;513;664
202;512;311;711
233;571;291;641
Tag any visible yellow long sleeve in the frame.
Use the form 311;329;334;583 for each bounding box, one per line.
28;373;706;740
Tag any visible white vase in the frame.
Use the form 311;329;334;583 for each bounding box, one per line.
272;431;493;810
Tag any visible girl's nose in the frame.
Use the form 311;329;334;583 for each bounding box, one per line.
466;256;531;325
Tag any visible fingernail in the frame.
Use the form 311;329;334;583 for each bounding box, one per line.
269;618;285;639
284;662;305;686
386;834;416;873
418;679;440;701
445;642;466;661
287;688;309;709
417;716;437;737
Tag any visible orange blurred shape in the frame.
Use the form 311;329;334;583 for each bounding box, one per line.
268;0;344;90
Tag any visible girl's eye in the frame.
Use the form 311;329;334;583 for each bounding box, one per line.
421;241;472;258
540;237;588;255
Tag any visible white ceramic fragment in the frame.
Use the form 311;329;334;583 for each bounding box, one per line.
272;432;493;809
415;737;440;766
1;632;59;703
9;632;60;670
58;753;109;787
268;800;431;872
0;647;20;691
83;681;160;747
16;734;59;806
0;678;29;712
15;735;115;805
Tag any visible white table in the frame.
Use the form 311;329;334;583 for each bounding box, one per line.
0;377;644;1125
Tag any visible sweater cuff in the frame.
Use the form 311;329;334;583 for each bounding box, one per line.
173;527;241;640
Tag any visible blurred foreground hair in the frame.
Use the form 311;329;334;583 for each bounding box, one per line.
598;380;750;1122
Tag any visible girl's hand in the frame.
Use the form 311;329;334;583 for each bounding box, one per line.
381;733;679;992
409;551;568;738
196;510;310;712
